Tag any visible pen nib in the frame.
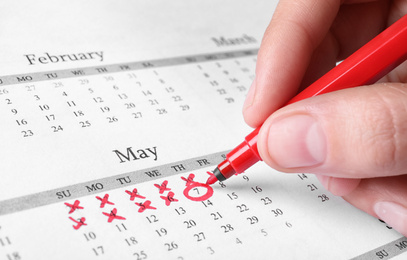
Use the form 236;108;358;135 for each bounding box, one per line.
206;174;218;185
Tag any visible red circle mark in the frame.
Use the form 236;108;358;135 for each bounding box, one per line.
183;182;214;201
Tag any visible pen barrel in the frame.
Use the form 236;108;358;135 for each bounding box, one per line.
226;127;261;176
288;14;407;105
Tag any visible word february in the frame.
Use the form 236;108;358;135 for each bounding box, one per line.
113;146;158;163
24;51;104;65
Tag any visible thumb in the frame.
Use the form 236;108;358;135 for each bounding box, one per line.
257;83;407;179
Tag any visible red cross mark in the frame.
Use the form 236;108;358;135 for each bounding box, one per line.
69;216;87;230
96;194;114;208
102;208;126;223
125;188;146;201
160;191;178;206
135;200;157;213
154;180;171;194
64;200;84;214
181;173;195;186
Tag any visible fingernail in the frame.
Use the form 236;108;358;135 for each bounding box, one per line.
374;201;407;235
243;80;256;111
266;114;326;168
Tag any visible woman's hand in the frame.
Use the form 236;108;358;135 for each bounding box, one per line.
243;0;407;236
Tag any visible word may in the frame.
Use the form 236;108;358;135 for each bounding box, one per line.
24;51;104;65
113;146;158;163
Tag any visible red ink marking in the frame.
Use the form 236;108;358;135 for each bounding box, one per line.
207;171;214;177
96;194;114;208
183;182;214;201
69;216;87;230
154;180;171;194
181;173;196;186
135;200;157;213
160;191;179;206
102;208;126;223
125;188;146;201
64;200;84;214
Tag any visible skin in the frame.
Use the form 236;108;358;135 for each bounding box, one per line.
243;0;407;236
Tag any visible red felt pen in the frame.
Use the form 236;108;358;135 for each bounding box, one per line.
207;14;407;185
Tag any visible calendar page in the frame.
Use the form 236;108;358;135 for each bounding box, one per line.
0;1;406;259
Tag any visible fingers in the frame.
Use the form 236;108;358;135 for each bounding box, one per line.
342;175;407;237
242;0;341;127
243;0;392;127
315;175;361;196
257;83;407;179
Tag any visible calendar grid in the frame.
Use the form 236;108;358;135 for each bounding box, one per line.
0;150;227;216
0;49;258;86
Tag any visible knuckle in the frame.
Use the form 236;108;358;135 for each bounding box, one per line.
362;85;407;171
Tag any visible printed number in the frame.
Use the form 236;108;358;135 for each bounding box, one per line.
175;207;186;215
247;216;259;225
45;114;56;121
218;182;226;188
194;232;205;242
272;209;283;217
251;186;262;193
165;242;178;251
26;85;35;91
53;82;64;88
146;215;158;223
92;246;104;256
100;106;110;113
116;223;127;232
132;112;143;119
133;251;147;260
16;119;27;126
83;232;97;241
236;204;249;212
0;236;11;246
79;79;89;85
227;192;238;200
307;184;318;191
22;130;34;137
180;105;190;111
79;121;91;128
298;173;308;180
107;116;118;123
124;237;138;246
38;105;49;111
73;111;85;117
51;125;64;132
67;101;77;107
156;108;167;115
124;103;135;109
172;96;182;102
210;212;223;220
184;220;197;229
0;89;9;95
261;229;268;237
261;197;272;205
318;194;330;202
221;224;234;233
202;200;213;207
93;97;104;103
155;228;167;237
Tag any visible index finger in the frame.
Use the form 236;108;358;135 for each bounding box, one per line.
242;0;341;127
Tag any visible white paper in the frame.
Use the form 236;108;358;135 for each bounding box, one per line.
0;1;405;259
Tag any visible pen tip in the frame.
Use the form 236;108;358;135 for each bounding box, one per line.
206;174;218;185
